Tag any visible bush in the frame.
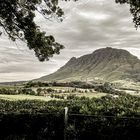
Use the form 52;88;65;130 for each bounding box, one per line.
0;88;17;95
18;88;36;95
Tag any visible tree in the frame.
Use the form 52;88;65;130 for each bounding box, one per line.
0;0;77;61
37;88;42;95
116;0;140;29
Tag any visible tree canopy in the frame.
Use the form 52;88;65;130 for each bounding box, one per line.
0;0;140;61
0;0;77;61
116;0;140;29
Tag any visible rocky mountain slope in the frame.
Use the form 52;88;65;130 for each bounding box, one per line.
38;47;140;82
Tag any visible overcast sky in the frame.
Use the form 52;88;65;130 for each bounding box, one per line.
0;0;140;82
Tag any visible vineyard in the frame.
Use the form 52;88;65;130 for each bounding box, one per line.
0;93;140;139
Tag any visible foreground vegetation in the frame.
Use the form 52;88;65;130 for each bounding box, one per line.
0;81;140;139
0;93;140;139
0;94;140;115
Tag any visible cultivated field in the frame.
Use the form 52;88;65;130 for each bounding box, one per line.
0;94;51;101
0;92;107;101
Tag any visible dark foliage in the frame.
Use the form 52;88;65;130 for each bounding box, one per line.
0;113;64;140
0;0;77;61
24;81;95;89
0;94;140;139
116;0;140;29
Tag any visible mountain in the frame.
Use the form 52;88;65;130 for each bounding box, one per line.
38;47;140;82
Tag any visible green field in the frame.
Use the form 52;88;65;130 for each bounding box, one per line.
0;92;107;101
0;94;51;101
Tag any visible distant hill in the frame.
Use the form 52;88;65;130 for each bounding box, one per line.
38;47;140;82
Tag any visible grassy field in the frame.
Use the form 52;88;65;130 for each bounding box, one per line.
0;92;107;101
77;92;107;98
0;94;51;101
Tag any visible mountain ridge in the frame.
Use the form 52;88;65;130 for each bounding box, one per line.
38;47;140;82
